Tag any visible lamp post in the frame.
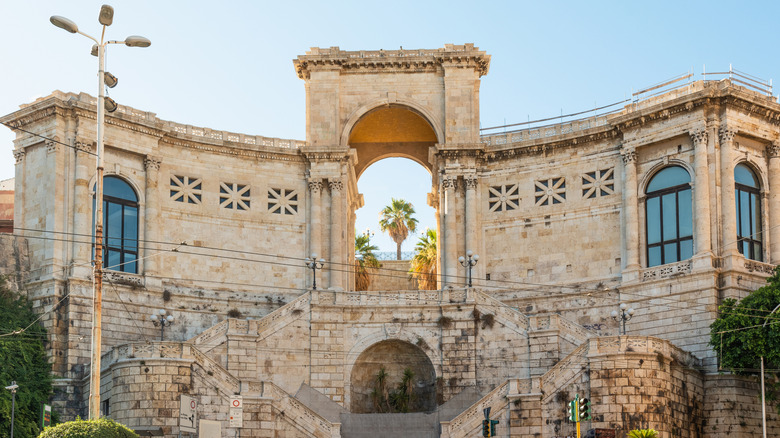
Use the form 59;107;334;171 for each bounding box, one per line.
5;381;18;438
150;309;175;341
611;303;635;335
458;250;479;288
760;302;780;438
50;5;150;420
305;254;326;290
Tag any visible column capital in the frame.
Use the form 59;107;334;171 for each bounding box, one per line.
620;147;637;164
328;180;343;192
144;156;162;171
689;128;708;146
74;139;93;153
308;179;323;194
464;175;478;190
45;139;58;154
13;149;25;163
719;126;736;143
442;176;456;190
767;142;780;159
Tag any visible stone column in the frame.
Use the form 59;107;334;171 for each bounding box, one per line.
767;142;780;263
143;156;162;279
464;175;478;283
691;129;713;259
443;176;457;286
71;141;93;277
308;179;323;287
719;127;738;258
12;149;25;228
328;179;344;290
621;146;640;272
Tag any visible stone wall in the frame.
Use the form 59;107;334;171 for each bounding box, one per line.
0;233;28;292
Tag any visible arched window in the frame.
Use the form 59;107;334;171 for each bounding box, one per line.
735;164;762;261
645;166;693;267
95;176;139;273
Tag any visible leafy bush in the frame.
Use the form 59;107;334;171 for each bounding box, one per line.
627;429;658;438
0;276;55;438
39;417;138;438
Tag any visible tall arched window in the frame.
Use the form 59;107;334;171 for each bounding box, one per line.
645;166;693;267
95;176;139;273
735;164;762;261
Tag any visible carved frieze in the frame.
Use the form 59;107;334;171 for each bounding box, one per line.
620;147;637;164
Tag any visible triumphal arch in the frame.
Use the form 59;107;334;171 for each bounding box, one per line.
3;43;780;437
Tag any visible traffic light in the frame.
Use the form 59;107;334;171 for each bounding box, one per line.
482;419;490;437
567;400;577;422
578;397;591;421
490;419;499;436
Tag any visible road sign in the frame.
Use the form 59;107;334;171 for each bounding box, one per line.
180;395;197;433
230;395;243;409
229;407;243;428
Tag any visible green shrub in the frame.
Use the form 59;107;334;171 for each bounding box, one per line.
39;417;139;438
627;429;659;438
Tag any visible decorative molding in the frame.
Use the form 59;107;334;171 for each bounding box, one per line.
464;175;478;190
441;176;456;190
328;180;343;192
308;180;323;194
744;260;775;275
144;156;162;171
74;140;93;154
641;260;692;281
689;129;708;146
621;147;637;164
46;140;58;154
719;126;736;143
13;150;25;163
768;142;780;159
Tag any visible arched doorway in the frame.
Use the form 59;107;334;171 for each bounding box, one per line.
349;339;437;413
346;105;441;290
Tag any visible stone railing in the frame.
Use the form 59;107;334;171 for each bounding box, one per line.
332;288;469;307
100;342;191;370
253;292;310;341
540;341;590;401
263;382;340;438
641;259;692;281
191;346;241;394
744;259;776;275
474;290;530;332
188;319;229;351
480;115;609;146
443;380;509;438
530;313;593;344
589;335;701;369
507;378;538;397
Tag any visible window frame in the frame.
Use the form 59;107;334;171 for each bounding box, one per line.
735;164;763;261
94;176;139;274
645;166;693;267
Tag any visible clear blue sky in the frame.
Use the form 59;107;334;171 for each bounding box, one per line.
2;0;779;252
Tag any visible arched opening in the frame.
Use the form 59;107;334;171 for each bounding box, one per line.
349;339;437;413
348;105;437;178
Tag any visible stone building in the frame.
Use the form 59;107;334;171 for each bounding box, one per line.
1;44;780;437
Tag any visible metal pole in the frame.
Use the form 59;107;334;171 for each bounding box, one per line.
10;385;15;438
161;322;165;341
467;263;472;287
89;40;106;421
761;356;766;438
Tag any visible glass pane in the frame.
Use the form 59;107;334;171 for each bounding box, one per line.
755;243;763;262
102;176;137;202
125;260;137;274
664;243;678;264
740;191;751;236
751;193;760;237
107;203;122;239
680;239;693;260
678;189;692;237
648;246;662;267
662;194;677;240
124;207;138;250
647;166;691;192
734;164;758;188
647;197;661;244
107;250;121;270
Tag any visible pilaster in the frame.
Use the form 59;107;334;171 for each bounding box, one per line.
691;128;714;270
442;176;457;286
143;156;162;287
767;142;780;263
620;146;641;283
719;127;739;262
308;178;323;289
464;174;478;284
71;140;93;278
328;179;345;290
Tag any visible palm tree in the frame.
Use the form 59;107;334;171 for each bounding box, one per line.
355;232;380;291
409;228;437;290
379;198;419;260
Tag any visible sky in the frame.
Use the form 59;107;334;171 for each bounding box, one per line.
1;0;779;253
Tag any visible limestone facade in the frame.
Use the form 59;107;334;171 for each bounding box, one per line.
1;44;780;436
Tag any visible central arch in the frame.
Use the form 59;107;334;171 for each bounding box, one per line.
349;339;437;413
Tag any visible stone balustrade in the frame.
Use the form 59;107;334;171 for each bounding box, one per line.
442;380;509;438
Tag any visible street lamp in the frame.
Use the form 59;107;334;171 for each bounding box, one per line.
611;303;635;335
305;254;326;290
50;4;151;420
150;309;175;341
5;381;18;438
458;250;479;288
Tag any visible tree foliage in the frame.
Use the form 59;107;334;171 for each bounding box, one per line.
0;276;55;438
710;267;780;412
409;229;437;290
39;417;138;438
378;198;418;260
355;232;381;291
627;429;658;438
370;367;417;413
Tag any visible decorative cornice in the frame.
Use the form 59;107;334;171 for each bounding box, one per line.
719;126;736;143
144;156;162;171
485;129;618;162
160;137;303;164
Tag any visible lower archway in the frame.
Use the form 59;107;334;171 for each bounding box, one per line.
349;339;437;413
